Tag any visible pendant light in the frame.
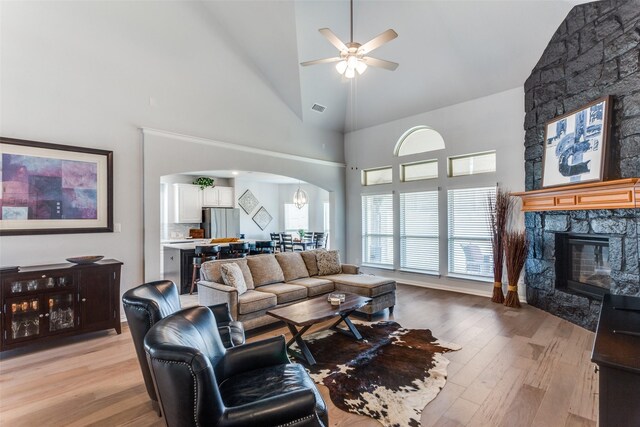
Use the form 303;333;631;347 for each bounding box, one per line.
293;182;308;209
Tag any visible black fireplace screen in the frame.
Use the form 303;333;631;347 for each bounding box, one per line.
557;234;611;298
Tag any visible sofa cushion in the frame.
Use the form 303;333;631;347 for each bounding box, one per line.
200;259;255;290
287;277;334;297
256;283;307;304
324;274;397;298
247;255;285;287
238;290;277;315
300;249;325;276
220;263;247;295
275;252;310;282
316;250;342;276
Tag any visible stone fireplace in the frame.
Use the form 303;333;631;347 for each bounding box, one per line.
523;2;640;331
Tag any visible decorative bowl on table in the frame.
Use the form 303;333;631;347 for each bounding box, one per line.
66;256;104;264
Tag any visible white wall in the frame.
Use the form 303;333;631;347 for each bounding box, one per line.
344;88;525;298
0;2;343;300
234;179;281;240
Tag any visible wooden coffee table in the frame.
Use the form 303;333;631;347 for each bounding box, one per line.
267;293;371;365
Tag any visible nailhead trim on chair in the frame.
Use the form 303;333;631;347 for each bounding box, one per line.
152;358;199;427
276;414;316;427
122;303;153;329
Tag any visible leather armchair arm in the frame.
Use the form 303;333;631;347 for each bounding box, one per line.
216;335;289;381
341;264;360;274
217;325;233;348
221;388;317;427
207;303;233;326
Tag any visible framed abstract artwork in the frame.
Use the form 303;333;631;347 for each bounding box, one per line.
252;206;272;231
0;137;113;235
542;96;612;188
238;189;259;214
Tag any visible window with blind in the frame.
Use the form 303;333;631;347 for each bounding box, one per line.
400;191;439;273
362;194;394;267
447;187;496;278
284;203;308;233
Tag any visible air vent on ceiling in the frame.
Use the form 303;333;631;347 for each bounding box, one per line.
311;103;326;113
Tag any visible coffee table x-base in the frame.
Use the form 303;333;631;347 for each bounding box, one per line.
267;293;371;365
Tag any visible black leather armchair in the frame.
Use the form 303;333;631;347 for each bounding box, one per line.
122;280;245;414
144;306;328;427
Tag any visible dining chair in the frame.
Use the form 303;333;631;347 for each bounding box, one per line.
281;234;294;252
270;232;282;252
314;232;327;249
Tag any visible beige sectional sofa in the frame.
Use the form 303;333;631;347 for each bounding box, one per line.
197;250;396;330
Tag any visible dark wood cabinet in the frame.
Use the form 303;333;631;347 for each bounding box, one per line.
0;259;122;351
163;246;196;294
592;294;640;427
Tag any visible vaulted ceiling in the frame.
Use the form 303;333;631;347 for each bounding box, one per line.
201;1;586;133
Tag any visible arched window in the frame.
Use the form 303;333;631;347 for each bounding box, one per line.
394;126;445;157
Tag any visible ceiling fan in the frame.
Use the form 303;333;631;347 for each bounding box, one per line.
300;0;398;79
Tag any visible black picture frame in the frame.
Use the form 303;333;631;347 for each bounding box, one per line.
0;136;113;235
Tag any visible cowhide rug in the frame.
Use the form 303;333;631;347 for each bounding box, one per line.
295;321;461;427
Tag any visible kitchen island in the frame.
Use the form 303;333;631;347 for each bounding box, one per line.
162;240;255;294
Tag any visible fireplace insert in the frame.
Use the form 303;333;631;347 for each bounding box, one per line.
556;233;612;299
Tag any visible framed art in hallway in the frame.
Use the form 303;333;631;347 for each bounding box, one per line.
542;95;612;188
0;137;113;235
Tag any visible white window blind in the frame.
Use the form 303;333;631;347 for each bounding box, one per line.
447;187;495;278
400;191;439;272
362;194;394;267
284;203;308;233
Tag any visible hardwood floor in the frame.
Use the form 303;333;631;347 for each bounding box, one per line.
0;284;598;426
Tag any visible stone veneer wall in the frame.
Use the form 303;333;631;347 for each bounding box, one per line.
523;0;640;330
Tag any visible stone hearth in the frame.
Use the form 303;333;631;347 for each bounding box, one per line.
523;1;640;331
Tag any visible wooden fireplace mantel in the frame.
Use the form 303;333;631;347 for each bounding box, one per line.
512;178;640;212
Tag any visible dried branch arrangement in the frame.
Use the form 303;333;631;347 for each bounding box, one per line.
504;230;528;308
487;188;514;303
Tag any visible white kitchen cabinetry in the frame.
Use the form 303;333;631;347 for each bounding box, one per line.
174;184;202;223
202;186;234;208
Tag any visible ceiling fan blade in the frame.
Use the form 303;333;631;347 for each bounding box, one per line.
358;29;398;54
362;56;399;71
300;57;342;67
319;28;348;52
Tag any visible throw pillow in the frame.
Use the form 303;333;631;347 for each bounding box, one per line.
220;263;248;295
316;250;342;276
301;248;326;276
275;252;310;282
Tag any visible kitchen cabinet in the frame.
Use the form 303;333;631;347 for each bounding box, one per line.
174;183;202;223
1;260;122;351
163;246;196;294
202;186;234;208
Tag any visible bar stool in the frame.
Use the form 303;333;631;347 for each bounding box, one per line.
229;242;250;258
252;240;276;254
190;245;220;294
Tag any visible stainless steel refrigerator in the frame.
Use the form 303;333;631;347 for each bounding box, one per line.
201;208;240;239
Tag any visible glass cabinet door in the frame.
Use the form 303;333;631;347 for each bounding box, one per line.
47;293;76;333
6;296;41;341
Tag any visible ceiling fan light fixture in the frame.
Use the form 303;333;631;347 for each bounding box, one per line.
344;67;355;79
335;60;348;74
356;60;367;75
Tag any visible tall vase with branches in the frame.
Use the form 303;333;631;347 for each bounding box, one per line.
504;230;528;308
488;188;513;304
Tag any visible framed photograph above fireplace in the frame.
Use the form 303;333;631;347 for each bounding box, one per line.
542;95;612;188
0;137;113;235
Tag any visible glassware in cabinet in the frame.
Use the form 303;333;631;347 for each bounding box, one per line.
7;296;41;340
47;293;76;332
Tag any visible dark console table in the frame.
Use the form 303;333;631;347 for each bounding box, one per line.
592;293;640;427
0;259;122;351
